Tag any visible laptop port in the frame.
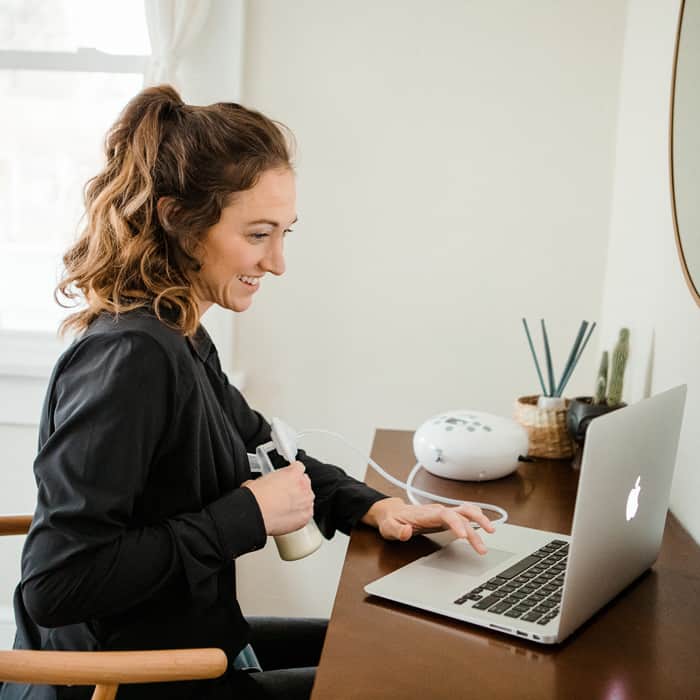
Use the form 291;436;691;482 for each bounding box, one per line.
516;631;528;637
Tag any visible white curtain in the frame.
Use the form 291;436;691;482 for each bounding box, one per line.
143;0;211;88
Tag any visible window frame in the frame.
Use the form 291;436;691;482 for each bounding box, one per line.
0;38;150;372
0;47;147;74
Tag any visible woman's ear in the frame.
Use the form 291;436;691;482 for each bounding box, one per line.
156;197;205;272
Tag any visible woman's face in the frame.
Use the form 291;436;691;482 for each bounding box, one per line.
193;168;297;315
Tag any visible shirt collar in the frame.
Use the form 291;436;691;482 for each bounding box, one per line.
188;323;213;362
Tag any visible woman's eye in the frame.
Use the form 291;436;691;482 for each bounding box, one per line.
249;229;293;241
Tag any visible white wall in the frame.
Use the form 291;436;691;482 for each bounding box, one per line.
599;0;700;543
235;0;627;617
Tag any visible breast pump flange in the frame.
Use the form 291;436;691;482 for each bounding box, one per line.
413;410;529;481
252;420;324;561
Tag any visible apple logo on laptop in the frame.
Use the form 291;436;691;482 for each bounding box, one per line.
626;476;641;521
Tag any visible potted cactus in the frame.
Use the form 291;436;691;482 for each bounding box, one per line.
567;328;629;444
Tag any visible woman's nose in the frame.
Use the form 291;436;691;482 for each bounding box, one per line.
260;238;286;276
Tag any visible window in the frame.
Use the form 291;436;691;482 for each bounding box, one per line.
0;0;150;333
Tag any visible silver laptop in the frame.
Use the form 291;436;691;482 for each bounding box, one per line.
364;384;687;644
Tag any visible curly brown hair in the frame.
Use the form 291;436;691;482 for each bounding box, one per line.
57;84;294;337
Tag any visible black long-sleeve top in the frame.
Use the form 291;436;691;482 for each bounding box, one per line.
1;309;388;700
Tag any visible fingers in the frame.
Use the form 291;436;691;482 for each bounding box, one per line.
441;509;487;555
248;460;315;535
283;462;312;493
454;504;496;533
372;500;496;553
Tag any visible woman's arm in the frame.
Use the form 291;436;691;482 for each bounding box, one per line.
21;332;266;628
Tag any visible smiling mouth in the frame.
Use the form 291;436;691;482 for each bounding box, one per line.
237;275;261;287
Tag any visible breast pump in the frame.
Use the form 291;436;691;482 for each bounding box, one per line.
250;424;324;561
250;414;519;561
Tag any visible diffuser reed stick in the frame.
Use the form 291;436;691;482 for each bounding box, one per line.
521;318;596;398
555;320;588;396
556;321;597;396
521;318;547;396
540;319;556;397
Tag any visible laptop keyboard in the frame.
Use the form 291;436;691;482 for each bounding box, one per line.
453;539;568;626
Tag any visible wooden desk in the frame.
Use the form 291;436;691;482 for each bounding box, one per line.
311;429;700;699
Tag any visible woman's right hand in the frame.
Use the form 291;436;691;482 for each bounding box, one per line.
242;461;315;536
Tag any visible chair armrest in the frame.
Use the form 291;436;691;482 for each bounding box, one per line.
0;515;33;535
0;648;228;685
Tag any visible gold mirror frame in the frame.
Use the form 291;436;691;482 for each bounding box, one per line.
670;0;700;307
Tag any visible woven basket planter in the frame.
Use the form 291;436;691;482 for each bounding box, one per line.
514;395;576;459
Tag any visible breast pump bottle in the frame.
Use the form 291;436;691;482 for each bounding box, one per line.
253;420;323;561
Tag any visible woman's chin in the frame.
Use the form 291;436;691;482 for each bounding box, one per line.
221;295;253;313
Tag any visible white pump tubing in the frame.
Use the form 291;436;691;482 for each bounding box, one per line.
293;426;508;526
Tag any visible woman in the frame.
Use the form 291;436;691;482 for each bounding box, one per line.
2;85;493;700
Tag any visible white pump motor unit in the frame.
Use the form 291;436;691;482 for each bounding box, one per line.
413;410;529;481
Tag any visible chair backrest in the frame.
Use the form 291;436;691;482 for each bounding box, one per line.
0;515;32;536
0;515;33;693
0;514;227;700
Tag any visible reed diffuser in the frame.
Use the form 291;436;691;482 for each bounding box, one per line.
515;319;597;459
521;318;597;407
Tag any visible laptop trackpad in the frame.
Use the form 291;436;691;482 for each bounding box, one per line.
420;543;515;577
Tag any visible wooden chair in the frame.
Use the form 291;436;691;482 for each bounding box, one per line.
0;515;227;700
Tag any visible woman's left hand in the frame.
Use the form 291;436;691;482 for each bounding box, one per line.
362;497;496;555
